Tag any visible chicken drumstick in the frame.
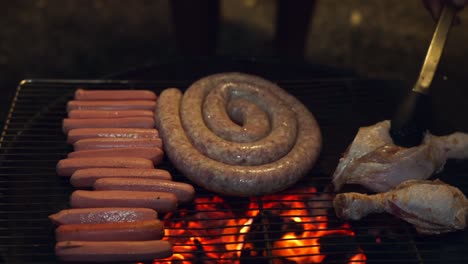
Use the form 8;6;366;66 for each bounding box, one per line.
333;179;468;234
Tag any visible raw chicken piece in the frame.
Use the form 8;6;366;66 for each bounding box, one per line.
333;179;468;234
332;120;468;192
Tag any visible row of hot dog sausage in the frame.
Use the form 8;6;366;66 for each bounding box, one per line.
50;207;172;262
63;89;158;133
52;89;193;262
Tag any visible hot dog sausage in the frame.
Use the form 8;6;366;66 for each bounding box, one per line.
154;73;322;196
73;138;162;151
55;240;173;262
49;207;158;225
67;100;156;112
55;219;164;242
93;178;195;203
68;109;154;119
70;168;172;188
67;128;158;144
70;190;177;213
56;157;154;177
68;147;163;165
74;89;157;101
63;117;155;133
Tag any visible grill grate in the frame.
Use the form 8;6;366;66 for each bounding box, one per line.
0;79;467;264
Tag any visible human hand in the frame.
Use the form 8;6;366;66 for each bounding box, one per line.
423;0;467;21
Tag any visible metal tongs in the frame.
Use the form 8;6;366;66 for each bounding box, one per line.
390;5;456;147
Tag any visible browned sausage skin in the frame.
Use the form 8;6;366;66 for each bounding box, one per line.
74;89;157;101
55;240;173;262
154;72;322;196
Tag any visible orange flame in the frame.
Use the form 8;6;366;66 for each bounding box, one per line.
157;187;366;263
349;251;367;263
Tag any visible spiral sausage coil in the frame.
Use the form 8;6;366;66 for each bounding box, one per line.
155;73;321;196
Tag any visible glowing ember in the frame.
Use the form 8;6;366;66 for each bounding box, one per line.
157;187;366;263
349;252;367;263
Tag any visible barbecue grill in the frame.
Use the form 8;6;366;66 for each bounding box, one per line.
1;78;467;264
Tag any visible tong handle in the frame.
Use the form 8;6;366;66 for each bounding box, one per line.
413;5;456;94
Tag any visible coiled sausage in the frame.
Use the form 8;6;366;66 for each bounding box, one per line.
154;72;321;196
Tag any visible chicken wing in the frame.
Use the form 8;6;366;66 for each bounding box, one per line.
333;179;468;234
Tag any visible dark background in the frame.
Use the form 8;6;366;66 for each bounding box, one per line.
1;0;468;131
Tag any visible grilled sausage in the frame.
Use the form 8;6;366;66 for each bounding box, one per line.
67;100;156;112
49;208;158;225
94;178;195;203
55;219;164;242
73;138;162;151
70;168;172;188
63;117;155;133
55;240;173;262
68;147;163;165
154;72;322;196
67;128;159;144
74;89;157;101
70;190;177;213
68;109;154;119
56;157;154;177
